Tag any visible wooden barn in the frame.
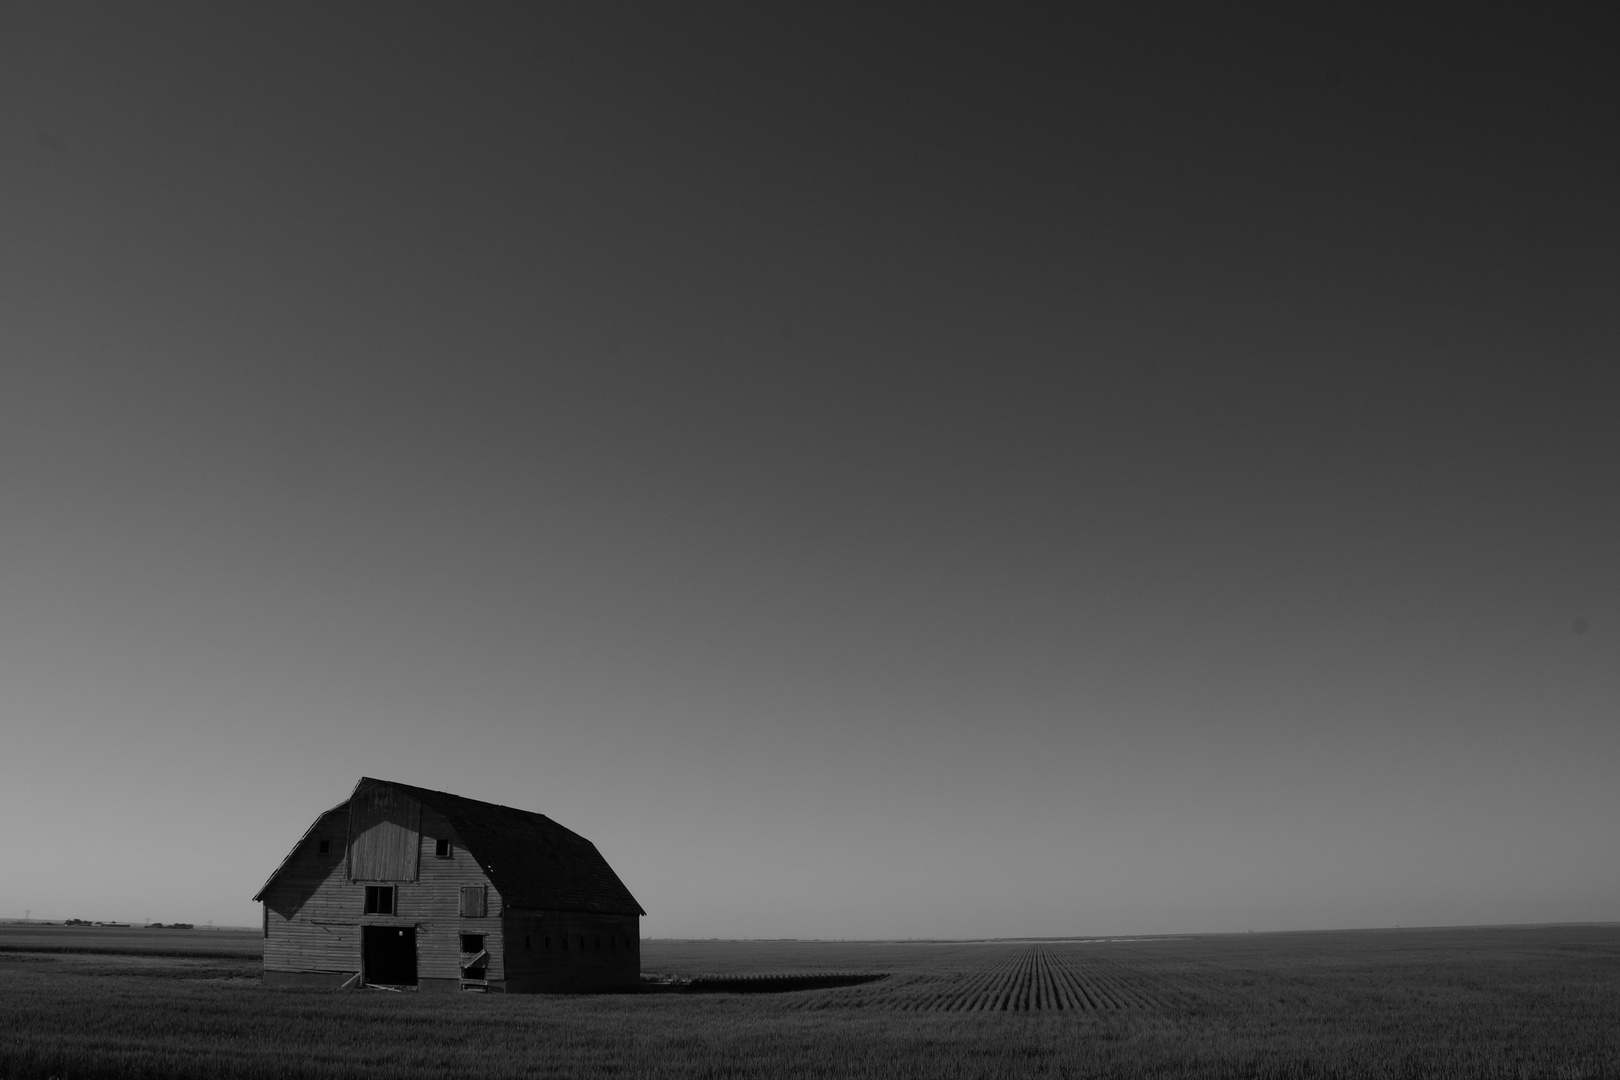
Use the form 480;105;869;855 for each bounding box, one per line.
254;777;645;993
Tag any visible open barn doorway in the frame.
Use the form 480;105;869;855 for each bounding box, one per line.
362;925;417;986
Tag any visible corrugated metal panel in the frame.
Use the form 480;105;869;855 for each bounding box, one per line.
347;780;422;882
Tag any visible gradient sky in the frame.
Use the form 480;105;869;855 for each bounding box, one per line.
3;5;1616;937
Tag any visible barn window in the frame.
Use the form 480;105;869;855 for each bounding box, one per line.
460;934;484;953
434;838;453;859
363;886;395;915
459;885;487;918
317;838;331;855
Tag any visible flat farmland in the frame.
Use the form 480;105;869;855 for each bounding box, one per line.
0;922;262;958
4;924;1618;1078
640;938;1200;1009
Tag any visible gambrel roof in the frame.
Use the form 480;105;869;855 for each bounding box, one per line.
254;778;645;916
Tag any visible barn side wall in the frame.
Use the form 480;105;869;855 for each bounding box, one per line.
501;910;641;993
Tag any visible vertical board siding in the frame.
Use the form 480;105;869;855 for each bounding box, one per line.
459;885;487;917
347;782;422;882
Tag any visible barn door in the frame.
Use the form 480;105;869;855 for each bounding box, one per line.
361;925;417;986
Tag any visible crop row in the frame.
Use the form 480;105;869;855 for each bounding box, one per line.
796;945;1202;1012
927;946;1162;1012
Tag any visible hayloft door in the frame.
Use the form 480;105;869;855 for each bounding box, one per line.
361;925;417;986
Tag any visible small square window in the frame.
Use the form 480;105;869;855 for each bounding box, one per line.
460;934;484;953
317;838;331;855
363;886;395;916
434;838;452;859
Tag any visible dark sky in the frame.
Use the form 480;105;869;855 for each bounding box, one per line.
3;4;1616;935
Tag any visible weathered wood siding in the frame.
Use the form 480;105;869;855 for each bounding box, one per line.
414;806;502;987
347;782;422;882
263;806;500;984
262;808;358;976
502;910;640;993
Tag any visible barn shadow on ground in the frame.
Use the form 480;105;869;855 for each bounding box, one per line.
641;972;888;994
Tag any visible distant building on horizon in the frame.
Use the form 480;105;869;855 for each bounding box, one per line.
254;777;645;993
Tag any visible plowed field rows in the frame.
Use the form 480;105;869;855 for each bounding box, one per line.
788;943;1194;1012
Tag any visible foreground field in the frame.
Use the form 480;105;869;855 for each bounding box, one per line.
3;924;1618;1078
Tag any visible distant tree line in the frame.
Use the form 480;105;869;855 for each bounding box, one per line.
61;919;132;927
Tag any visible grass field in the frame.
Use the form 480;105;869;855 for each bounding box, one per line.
2;923;1617;1078
0;922;262;959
